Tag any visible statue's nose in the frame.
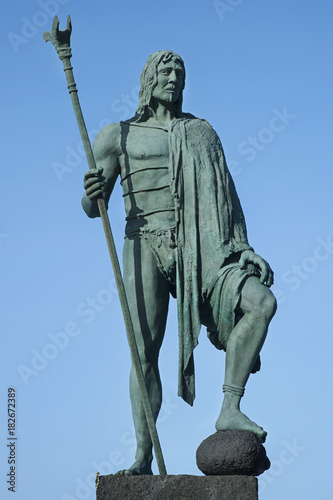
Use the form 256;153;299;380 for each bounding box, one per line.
168;70;177;82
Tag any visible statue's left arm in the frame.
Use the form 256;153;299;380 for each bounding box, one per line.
206;124;274;288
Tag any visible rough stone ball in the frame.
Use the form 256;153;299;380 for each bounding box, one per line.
196;430;270;476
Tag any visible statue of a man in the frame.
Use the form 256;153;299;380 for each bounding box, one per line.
82;50;277;475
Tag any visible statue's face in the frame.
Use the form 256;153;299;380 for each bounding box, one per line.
152;59;184;105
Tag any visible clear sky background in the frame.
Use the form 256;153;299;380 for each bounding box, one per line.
1;1;332;499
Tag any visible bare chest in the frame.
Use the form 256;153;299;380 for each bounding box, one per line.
118;124;175;229
119;125;169;175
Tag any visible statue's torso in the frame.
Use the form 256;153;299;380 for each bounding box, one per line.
118;123;175;233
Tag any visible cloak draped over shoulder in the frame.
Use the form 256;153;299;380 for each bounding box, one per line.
169;118;253;406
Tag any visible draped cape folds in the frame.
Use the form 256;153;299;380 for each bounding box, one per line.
169;118;253;406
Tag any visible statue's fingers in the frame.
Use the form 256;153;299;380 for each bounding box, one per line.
86;193;102;201
87;191;103;201
259;273;266;285
239;256;247;269
85;181;105;192
87;190;103;200
83;168;103;183
265;269;274;288
257;259;270;285
84;167;103;178
84;176;104;189
85;182;104;198
85;180;104;192
84;178;98;189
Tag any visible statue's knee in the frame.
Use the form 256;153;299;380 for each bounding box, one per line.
248;286;276;323
136;342;159;368
259;289;277;322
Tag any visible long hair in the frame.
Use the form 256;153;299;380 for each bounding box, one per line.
133;50;186;122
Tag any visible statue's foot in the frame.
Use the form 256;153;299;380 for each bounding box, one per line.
115;460;153;476
215;408;267;443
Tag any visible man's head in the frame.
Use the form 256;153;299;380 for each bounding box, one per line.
135;50;185;121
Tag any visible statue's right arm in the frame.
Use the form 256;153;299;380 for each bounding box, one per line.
81;123;121;218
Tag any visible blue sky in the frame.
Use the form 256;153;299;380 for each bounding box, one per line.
1;0;332;498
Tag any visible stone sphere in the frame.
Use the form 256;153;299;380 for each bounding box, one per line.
196;430;270;476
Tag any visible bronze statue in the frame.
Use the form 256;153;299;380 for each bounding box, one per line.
82;50;277;476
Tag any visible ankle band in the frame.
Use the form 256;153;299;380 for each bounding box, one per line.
223;384;245;397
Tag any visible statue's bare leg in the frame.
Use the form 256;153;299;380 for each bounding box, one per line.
116;236;170;475
216;276;277;441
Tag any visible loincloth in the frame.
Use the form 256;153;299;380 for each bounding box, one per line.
125;227;177;296
126;228;260;362
200;262;260;352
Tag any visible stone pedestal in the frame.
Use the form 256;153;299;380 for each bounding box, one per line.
96;474;258;500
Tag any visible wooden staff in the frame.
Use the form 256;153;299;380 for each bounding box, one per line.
43;15;167;476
